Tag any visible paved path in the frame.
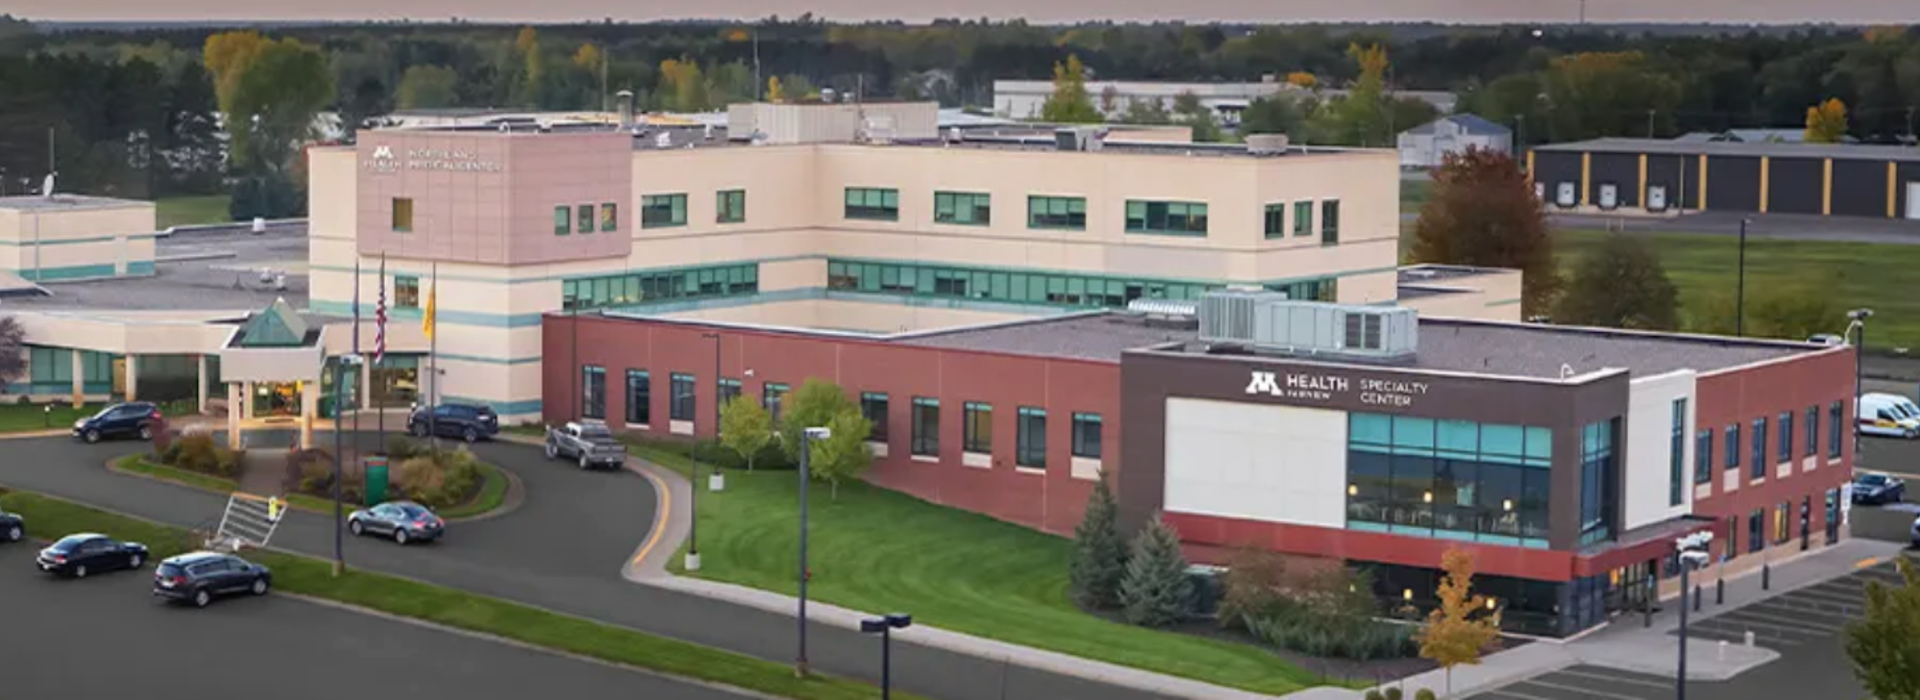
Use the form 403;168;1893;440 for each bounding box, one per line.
0;433;1188;700
0;544;753;700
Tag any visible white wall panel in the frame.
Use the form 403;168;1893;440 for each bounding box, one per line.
1624;370;1697;530
1164;398;1347;528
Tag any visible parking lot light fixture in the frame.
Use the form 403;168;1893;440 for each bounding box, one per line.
1675;531;1714;700
860;613;913;700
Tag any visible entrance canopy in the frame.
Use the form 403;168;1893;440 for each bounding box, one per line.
217;298;332;450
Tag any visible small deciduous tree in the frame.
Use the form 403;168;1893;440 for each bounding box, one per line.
1554;233;1680;330
1410;147;1560;315
1846;557;1920;700
765;75;785;102
1041;54;1101;123
718;395;772;471
1069;471;1128;610
0;316;24;393
779;378;859;463
1285;71;1318;89
1805;98;1850;144
1416;548;1502;694
1171;91;1223;142
1119;514;1194;627
1119;97;1171;125
805;407;872;500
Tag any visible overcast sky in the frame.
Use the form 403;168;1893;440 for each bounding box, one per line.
10;0;1920;24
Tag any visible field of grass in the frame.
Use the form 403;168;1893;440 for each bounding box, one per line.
1399;178;1431;213
112;453;510;519
1554;229;1920;350
0;402;195;434
155;194;232;229
630;441;1328;696
0;490;907;700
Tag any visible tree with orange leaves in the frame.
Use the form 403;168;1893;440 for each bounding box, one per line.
1416;548;1502;694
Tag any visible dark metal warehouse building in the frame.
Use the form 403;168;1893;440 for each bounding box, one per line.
1530;138;1920;220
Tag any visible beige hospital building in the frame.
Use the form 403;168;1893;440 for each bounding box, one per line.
0;101;1519;438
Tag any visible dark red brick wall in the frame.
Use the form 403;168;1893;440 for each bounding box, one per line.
1691;347;1856;563
1164;512;1579;581
543;314;1118;537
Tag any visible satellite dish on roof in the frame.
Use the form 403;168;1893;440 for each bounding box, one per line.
41;172;55;198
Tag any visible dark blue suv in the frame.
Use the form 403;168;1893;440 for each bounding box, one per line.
73;402;162;444
408;403;499;443
153;551;272;608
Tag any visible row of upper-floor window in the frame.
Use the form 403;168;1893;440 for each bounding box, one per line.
826;259;1336;309
561;263;760;311
1691;400;1846;487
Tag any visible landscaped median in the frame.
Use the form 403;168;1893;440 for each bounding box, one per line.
628;440;1338;696
110;448;510;520
0;489;923;700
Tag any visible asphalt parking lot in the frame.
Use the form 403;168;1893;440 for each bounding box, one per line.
0;543;752;700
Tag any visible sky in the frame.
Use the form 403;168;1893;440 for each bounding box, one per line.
9;0;1920;24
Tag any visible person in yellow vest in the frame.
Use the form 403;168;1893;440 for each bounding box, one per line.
267;496;284;523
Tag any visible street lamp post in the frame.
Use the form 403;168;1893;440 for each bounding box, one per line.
1675;531;1714;700
795;425;831;677
860;613;914;699
702;332;725;492
1849;309;1873;460
332;353;363;577
1734;218;1750;336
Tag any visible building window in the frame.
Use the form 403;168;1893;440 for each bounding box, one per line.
1726;516;1740;561
1293;200;1313;236
1748;510;1764;553
562;263;758;311
577;204;594;234
1774;501;1792;544
861;392;889;442
717;378;742;408
626;369;650;425
911;397;940;457
1124;200;1208;236
934;191;991;226
1347;414;1553;547
825;259;1267;309
963;402;993;454
1579;420;1617;545
1017;407;1047;469
1028;195;1086;230
716;189;746;224
1670;399;1687;507
1693;429;1712;484
1724;423;1740;470
1263;203;1286;239
554;205;570;235
600;203;619;232
1750;417;1767;479
845;187;899;221
1805;405;1818;457
394;276;421;309
1321;200;1341;245
669;373;696;422
1777;410;1793;463
763;382;790;423
1829;401;1843;458
1072;413;1103;460
581;365;606;419
641;194;688;228
391;198;413;232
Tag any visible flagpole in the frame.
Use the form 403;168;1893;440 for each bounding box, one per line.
376;254;386;456
428;261;439;457
352;260;362;457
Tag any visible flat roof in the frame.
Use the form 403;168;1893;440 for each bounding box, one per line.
1538;137;1920;162
0;194;153;212
898;312;1195;362
1397;264;1509;284
885;135;1375;160
0;225;311;313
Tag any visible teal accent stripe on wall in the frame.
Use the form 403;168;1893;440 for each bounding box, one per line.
127;261;156;276
436;353;544;366
17;264;119;282
308;299;544;329
1485;298;1523;307
0;234;156;246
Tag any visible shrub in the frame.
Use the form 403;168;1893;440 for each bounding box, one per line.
1415;689;1437;700
1119;514;1193;628
1069;472;1127;610
1384;687;1403;700
1365;691;1386;700
168;433;221;474
387;436;424;461
1217;546;1288;627
390;448;482;509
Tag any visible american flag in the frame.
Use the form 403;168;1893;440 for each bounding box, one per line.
374;255;387;365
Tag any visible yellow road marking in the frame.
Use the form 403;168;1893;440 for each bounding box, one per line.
1857;557;1885;569
629;467;672;566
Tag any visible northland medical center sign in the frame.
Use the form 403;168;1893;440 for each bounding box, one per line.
1245;370;1429;407
364;145;502;174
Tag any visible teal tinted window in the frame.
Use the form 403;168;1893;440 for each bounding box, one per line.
563;263;759;311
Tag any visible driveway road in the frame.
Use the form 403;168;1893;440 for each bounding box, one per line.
0;544;749;700
0;434;1185;700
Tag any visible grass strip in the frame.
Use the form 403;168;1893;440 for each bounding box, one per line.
112;454;509;520
0;490;919;700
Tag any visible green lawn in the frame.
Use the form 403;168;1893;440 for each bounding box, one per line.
0;401;195;434
1400;178;1431;214
0;490;911;700
1554;229;1920;350
631;442;1326;696
112;454;510;520
155;194;233;229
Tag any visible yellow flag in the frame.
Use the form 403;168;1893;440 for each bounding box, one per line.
422;280;437;339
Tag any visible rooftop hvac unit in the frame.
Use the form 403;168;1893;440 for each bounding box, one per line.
1197;290;1288;344
820;88;837;103
1126;298;1199;318
1199;292;1419;360
1055;128;1082;151
654;132;672;149
1245;133;1291;155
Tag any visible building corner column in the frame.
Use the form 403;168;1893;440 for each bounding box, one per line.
124;355;139;402
70;350;83;408
300;380;319;450
226;382;242;448
196;355;209;414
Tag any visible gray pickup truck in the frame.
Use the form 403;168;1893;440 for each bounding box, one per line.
544;420;628;470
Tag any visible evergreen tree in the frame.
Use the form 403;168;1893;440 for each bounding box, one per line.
1069;472;1127;609
1119;514;1193;628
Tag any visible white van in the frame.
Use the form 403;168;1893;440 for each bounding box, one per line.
1857;393;1920;438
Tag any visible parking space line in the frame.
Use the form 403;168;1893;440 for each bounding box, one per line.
1555;668;1673;690
1481;689;1556;700
1754;597;1860;616
1795;586;1868;605
1716;608;1847;632
1685;622;1804;646
1518;678;1658;700
1708;614;1838;636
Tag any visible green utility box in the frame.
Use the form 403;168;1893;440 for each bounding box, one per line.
364;456;390;505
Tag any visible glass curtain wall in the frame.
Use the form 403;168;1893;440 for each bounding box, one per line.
1347;413;1552;548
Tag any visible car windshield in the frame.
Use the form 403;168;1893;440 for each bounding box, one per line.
397;505;432;519
49;535;93;552
157;563;185;577
1860;474;1889;486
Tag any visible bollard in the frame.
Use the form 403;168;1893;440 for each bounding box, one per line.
1744;630;1755;647
1762;563;1771;590
1716;578;1725;605
1718;640;1728;661
1693;584;1702;611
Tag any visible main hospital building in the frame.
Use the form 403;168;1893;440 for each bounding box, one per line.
0;102;1855;636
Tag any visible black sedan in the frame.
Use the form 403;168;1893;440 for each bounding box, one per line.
348;500;446;545
1852;472;1907;505
1;508;22;544
37;533;149;578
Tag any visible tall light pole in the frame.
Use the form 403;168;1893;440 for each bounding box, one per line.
702;331;725;492
860;613;914;699
1849;309;1873;462
795;425;831;677
1675;531;1714;700
1734;218;1750;336
332;353;363;577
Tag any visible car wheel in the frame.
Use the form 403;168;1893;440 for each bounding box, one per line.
545;443;558;460
250;577;270;596
138;425;153;440
129;553;143;570
73;565;87;579
4;525;19;542
393;528;409;545
580;454;591;470
349;519;364;536
83;429;100;444
463;427;478;444
193;589;211;608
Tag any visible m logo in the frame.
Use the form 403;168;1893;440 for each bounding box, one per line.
1245;371;1281;396
372;145;395;160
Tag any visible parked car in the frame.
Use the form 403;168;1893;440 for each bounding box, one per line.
72;401;162;444
0;508;22;544
1807;333;1846;346
152;551;272;608
1911;515;1920;549
407;403;500;443
347;500;445;545
546;420;628;470
36;533;149;578
1852;472;1907;505
1857;393;1920;439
